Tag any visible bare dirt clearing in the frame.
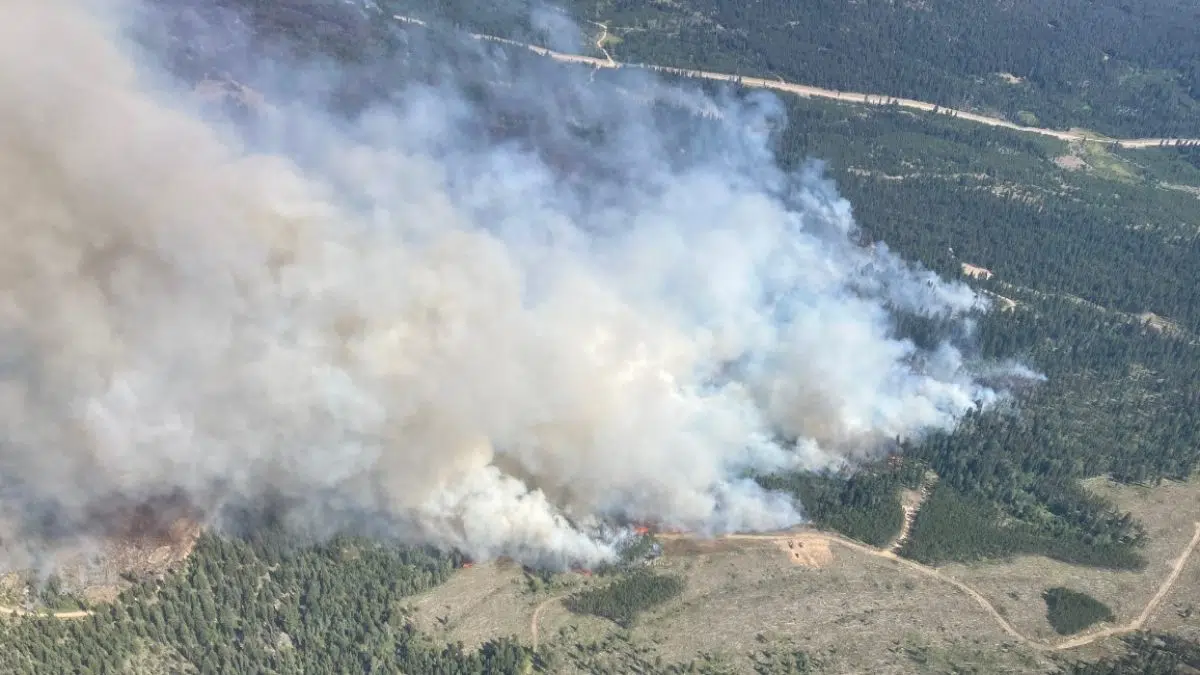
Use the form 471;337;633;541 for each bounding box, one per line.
960;262;994;280
774;533;833;568
889;477;935;554
983;289;1019;311
1054;154;1088;171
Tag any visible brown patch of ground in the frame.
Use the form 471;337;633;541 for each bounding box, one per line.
65;516;203;590
961;262;994;280
659;535;749;557
773;533;833;568
425;525;1056;671
1055;155;1088;170
889;475;936;553
1139;311;1181;335
81;584;121;606
982;289;1018;311
0;512;207;616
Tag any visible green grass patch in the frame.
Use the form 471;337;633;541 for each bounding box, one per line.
1078;142;1139;182
1043;587;1115;635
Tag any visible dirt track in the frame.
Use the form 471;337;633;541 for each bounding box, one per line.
530;593;566;651
5;519;1193;652
0;605;91;620
388;15;1200;149
656;520;1200;652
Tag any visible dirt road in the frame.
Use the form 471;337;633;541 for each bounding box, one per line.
660;520;1200;652
387;15;1200;149
1052;520;1200;650
0;604;92;620
888;474;937;554
589;21;615;66
530;592;569;651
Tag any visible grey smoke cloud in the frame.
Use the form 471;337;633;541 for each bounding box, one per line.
0;0;1024;569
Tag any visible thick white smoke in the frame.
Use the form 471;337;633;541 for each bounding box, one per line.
0;0;1021;568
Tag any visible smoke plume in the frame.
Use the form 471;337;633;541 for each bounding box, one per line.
0;0;1024;568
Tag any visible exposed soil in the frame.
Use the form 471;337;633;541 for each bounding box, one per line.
774;533;833;567
1055;155;1088;170
961;262;994;280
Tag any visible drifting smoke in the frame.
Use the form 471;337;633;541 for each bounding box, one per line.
0;0;1030;569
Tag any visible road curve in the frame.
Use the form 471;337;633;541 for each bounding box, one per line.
390;15;1200;149
665;521;1200;652
530;592;567;651
1052;520;1200;651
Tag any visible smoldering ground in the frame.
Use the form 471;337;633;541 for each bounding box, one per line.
0;0;1032;570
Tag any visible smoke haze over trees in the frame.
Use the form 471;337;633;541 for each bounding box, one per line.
452;0;1200;138
0;0;1030;570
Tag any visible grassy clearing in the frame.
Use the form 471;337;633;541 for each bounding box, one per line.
623;543;1052;673
1076;142;1139;182
599;32;623;47
1116;146;1200;187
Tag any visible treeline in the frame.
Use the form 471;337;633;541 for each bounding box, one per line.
898;483;1145;569
756;463;922;547
0;532;536;675
565;569;685;627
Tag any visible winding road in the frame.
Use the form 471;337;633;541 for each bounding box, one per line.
392;14;1200;149
3;521;1193;653
15;16;1200;646
650;521;1200;652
